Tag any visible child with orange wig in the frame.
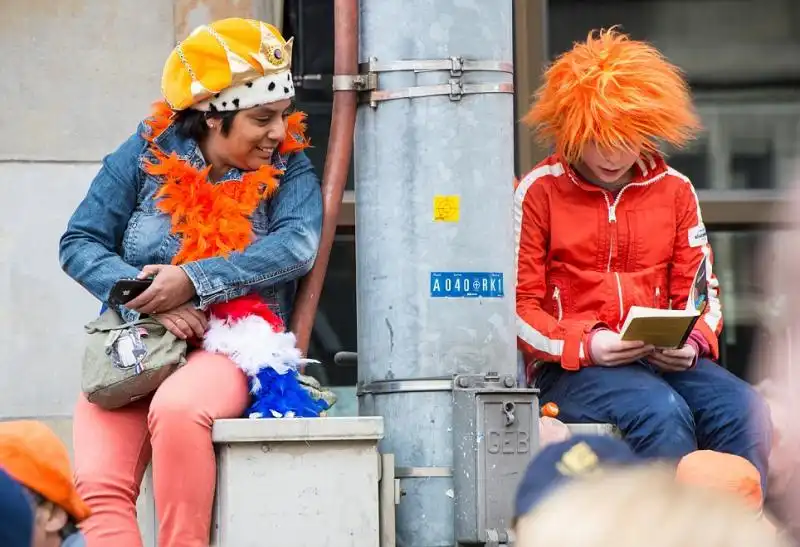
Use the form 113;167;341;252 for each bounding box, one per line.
515;28;772;490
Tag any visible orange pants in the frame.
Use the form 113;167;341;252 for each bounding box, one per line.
73;351;250;547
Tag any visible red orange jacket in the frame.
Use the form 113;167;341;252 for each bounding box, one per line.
515;153;722;374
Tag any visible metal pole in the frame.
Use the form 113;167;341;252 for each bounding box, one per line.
354;2;517;545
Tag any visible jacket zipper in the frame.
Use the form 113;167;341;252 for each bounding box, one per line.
614;273;624;326
654;286;661;308
553;286;563;321
603;192;615;272
597;172;668;326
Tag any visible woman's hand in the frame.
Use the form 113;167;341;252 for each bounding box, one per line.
127;265;197;314
648;345;697;372
590;329;655;366
153;303;208;340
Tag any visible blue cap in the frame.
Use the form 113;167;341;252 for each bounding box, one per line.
514;435;640;519
0;468;35;547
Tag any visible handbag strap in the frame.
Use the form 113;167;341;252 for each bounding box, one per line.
86;311;160;335
104;317;157;331
113;318;152;330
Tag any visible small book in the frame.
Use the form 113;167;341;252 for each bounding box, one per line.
619;261;709;349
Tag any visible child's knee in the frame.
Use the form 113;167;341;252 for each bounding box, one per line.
719;381;771;433
741;387;773;444
626;389;696;453
645;389;693;429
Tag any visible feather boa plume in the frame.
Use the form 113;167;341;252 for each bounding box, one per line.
246;369;331;419
202;295;327;419
139;102;332;419
203;314;317;389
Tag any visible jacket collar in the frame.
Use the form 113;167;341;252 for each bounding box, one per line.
563;152;669;192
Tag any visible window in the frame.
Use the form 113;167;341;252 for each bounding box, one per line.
708;229;783;380
667;136;711;189
663;98;800;191
305;229;358;387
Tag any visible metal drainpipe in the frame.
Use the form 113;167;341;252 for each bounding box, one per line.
289;0;359;355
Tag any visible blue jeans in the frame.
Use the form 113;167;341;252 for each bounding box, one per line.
536;358;772;492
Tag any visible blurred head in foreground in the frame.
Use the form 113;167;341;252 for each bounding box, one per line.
514;465;785;547
513;435;641;521
0;468;34;547
676;450;779;537
676;450;763;511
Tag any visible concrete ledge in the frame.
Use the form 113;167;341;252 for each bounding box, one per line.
565;423;621;438
212;417;385;443
212;418;383;546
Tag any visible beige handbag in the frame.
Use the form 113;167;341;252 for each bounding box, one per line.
81;309;188;410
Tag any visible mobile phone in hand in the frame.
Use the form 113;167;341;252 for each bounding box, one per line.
108;278;153;307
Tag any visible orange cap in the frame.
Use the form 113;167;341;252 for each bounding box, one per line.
0;421;91;522
675;450;762;511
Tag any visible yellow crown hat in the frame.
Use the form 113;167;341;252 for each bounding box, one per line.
161;18;295;111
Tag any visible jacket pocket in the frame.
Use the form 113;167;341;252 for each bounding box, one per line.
553;285;564;321
121;210;177;267
251;199;272;235
617;265;670;312
649;266;670;309
544;277;570;322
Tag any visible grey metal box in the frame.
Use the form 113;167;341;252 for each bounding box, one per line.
453;374;539;545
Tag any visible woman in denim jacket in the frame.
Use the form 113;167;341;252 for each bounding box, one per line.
58;19;321;546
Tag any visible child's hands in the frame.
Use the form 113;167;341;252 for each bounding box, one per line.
648;345;696;372
590;329;655;366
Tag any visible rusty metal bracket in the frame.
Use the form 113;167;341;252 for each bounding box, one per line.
358;57;513;77
332;56;514;108
332;73;378;92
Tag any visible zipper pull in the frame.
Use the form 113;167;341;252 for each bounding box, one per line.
608;205;617;222
654;287;660;308
553;286;563;321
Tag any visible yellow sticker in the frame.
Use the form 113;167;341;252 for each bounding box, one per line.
433;195;460;222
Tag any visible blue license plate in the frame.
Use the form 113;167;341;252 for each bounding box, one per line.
429;272;505;298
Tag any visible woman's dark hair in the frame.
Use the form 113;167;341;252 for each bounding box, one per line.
173;108;239;142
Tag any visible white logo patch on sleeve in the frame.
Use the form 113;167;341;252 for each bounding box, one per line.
688;224;708;247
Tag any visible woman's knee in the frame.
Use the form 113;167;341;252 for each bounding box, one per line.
75;468;141;510
148;351;250;431
148;387;210;432
72;398;150;510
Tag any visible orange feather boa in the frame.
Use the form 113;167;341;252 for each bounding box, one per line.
141;101;310;265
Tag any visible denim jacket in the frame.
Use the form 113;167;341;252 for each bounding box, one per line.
59;119;322;325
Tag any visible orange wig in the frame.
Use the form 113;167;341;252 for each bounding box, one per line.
524;28;701;163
